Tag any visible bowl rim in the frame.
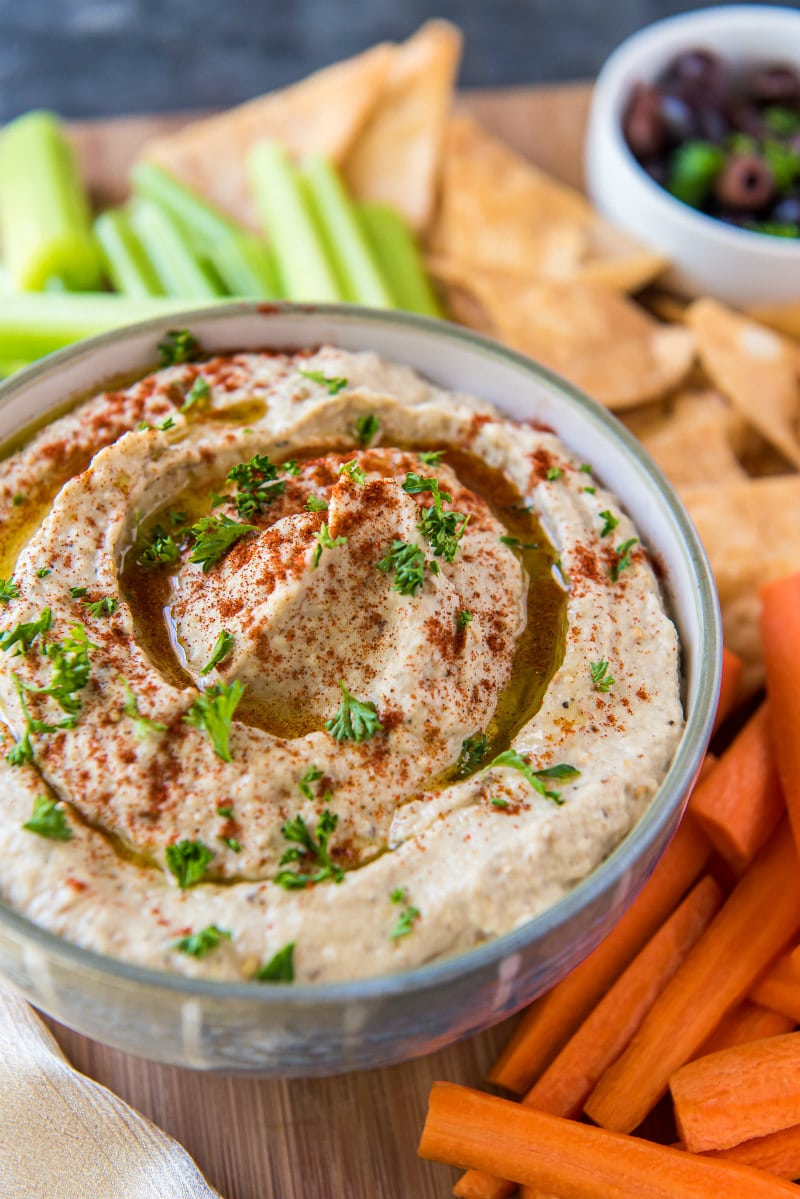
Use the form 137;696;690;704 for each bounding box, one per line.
590;2;800;260
0;300;722;1006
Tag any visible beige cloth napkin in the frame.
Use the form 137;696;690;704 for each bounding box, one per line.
0;983;223;1199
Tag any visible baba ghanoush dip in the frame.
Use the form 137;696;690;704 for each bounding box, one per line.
0;337;682;983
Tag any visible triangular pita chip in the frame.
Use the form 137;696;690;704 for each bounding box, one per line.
343;21;462;234
747;301;800;341
140;43;394;229
687;298;800;469
622;390;746;488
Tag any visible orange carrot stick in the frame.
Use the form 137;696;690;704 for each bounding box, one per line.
714;646;744;732
419;1082;798;1198
454;876;723;1199
696;1000;795;1058
671;1032;800;1152
488;812;712;1094
751;952;800;1022
689;704;784;873
702;1122;800;1180
761;574;800;855
584;821;800;1134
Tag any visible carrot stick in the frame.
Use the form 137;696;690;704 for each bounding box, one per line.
751;952;800;1022
689;704;784;873
584;821;800;1134
761;574;800;855
696;1000;795;1058
702;1122;800;1180
714;646;744;732
671;1032;800;1152
419;1082;798;1198
488;812;712;1093
454;877;723;1199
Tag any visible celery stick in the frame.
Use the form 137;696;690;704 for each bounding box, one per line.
0;111;103;292
94;208;166;297
131;161;243;253
208;234;280;299
0;293;213;360
358;202;443;319
0;361;28;379
301;156;394;308
129;200;225;299
247;141;341;303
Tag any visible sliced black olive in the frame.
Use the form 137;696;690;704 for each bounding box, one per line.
714;154;775;209
623;84;666;158
748;63;800;106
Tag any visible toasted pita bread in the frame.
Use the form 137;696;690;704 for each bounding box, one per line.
343;21;462;234
748;301;800;341
687;298;800;470
622;390;746;488
140;43;394;229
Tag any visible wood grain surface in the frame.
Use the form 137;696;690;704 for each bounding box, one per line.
47;82;591;1199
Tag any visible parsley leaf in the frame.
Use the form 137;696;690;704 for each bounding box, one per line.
36;567;51;579
490;797;510;809
158;329;200;367
590;659;615;692
12;493;25;507
227;454;287;518
338;459;367;486
138;525;180;568
298;763;324;800
376;540;426;596
26;624;95;715
582;486;596;495
181;375;211;412
354;413;380;446
23;795;72;841
0;578;19;604
305;495;328;513
546;467;563;481
6;674;76;767
390;886;407;904
611;538;639;582
200;630;234;676
157;416;176;431
599;510;618;538
490;749;580;805
166;839;214;888
390;903;420;939
299;369;347;395
69;586;87;599
174;924;231;957
188;514;256;571
184;679;245;761
312;523;347;569
325;681;383;742
275;808;344;889
457;732;488;776
255;942;295;982
0;607;52;654
417;450;445;466
219;835;241;852
499;535;538;550
121;679;167;739
402;472;452;505
418;505;470;563
83;596;117;618
457;609;473;629
217;804;235;819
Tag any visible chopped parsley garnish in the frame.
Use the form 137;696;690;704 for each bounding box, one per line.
6;675;76;767
12;494;25;507
219;835;241;852
69;586;87;599
402;472;452;505
305;495;328;513
275;808;344;889
311;523;347;569
599;510;619;538
138;525;180;568
200;629;234;676
298;368;347;395
255;942;295;982
457;732;488;776
546;467;563;481
169;509;187;526
490;797;510;810
490;749;580;805
0;607;51;654
158;329;200;367
0;578;19;604
417;450;445;466
184;679;245;761
26;624;95;715
165;839;214;888
217;804;235;819
181;375;211;412
174;924;231;958
121;679;167;739
83;596;117;619
188;514;256;571
23;795;72;841
298;763;324;800
418;504;470;563
376;540;426;596
354;413;380;446
36;568;51;579
582;486;596;495
338;459;367;486
325;680;383;743
579;463;593;474
227;453;288;518
499;535;538;550
209;491;230;508
390;886;407;904
611;537;639;582
390;902;420;940
590;659;615;693
457;609;473;629
157;416;176;431
137;421;152;432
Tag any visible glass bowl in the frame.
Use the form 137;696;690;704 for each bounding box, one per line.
0;302;721;1075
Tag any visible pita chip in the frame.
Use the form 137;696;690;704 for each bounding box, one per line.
343;21;462;234
748;301;800;342
140;43;394;229
622;390;746;488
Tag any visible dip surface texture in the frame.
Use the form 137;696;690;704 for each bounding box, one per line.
0;346;682;983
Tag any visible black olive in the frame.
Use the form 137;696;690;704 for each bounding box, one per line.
748;63;800;106
714;154;775;209
642;157;669;187
623;84;666;158
659;93;698;144
696;106;729;144
661;48;729;108
770;194;800;225
725;99;766;138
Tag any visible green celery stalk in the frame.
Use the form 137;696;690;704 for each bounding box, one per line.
301;155;394;308
208;234;280;298
0;361;29;378
247;140;341;303
358;202;443;318
0;111;104;292
131;161;244;253
128;199;226;298
94;207;166;297
0;292;214;360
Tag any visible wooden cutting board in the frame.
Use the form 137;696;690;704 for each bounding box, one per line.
48;82;592;1199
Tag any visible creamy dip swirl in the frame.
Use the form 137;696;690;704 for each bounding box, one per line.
0;345;682;983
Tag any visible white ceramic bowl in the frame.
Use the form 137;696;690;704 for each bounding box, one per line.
586;4;800;307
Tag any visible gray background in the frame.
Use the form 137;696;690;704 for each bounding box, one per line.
1;0;798;121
